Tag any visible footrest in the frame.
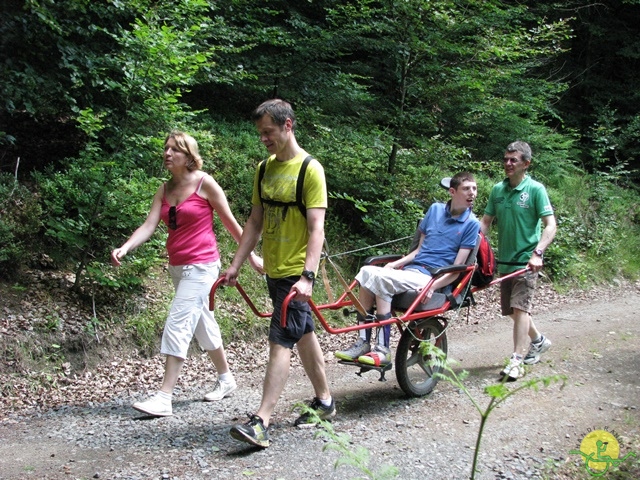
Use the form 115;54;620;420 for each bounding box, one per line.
338;359;393;382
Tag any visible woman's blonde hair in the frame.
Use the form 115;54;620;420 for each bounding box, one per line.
165;130;203;171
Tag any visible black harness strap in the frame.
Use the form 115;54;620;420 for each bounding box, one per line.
258;155;313;219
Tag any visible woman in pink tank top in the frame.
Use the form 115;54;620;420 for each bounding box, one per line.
111;131;263;418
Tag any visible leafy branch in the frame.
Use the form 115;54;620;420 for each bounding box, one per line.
294;402;399;480
423;343;567;479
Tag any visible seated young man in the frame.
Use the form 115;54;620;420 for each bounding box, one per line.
335;172;480;366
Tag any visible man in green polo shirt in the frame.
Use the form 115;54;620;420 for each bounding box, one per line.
480;141;557;381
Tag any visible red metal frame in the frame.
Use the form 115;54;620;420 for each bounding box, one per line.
209;266;528;335
209;277;271;319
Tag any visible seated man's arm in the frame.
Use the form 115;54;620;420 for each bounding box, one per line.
385;233;425;269
420;247;472;302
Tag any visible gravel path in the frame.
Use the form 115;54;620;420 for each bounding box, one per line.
1;283;639;479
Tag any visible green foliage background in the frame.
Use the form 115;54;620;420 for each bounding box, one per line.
1;0;639;343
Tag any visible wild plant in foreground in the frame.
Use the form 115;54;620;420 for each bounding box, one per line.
301;343;565;480
423;342;567;479
295;402;399;480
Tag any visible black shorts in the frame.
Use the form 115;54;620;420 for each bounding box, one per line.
267;276;315;349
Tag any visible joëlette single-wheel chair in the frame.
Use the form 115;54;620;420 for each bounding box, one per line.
209;237;526;398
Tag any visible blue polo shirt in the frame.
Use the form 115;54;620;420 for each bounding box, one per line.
409;202;480;274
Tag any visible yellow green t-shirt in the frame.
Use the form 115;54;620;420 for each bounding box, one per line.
252;152;327;279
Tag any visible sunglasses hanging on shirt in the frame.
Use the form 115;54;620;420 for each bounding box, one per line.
169;206;178;230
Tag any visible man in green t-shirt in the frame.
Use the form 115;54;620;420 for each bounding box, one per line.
224;99;334;448
480;141;557;381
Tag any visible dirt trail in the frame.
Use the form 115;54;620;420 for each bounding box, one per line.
1;287;639;479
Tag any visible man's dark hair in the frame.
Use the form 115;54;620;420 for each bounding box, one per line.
251;99;296;130
450;171;476;190
505;140;532;162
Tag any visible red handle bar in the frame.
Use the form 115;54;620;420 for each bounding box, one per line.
213;267;530;331
209;276;271;319
280;290;298;328
280;267;530;329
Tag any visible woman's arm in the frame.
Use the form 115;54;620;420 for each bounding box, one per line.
111;186;163;266
202;175;264;273
224;204;265;284
203;175;243;241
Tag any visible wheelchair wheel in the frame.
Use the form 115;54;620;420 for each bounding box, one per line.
395;317;448;397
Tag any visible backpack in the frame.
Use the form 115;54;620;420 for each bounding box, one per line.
257;155;313;218
471;231;496;287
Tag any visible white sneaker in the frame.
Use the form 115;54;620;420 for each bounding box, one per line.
132;393;172;417
500;354;524;382
523;335;552;365
204;378;237;401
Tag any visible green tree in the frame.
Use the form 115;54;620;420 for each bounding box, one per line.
1;0;638;294
13;0;242;290
547;0;640;176
319;0;573;173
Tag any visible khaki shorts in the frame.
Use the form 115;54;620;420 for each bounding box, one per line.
500;270;537;316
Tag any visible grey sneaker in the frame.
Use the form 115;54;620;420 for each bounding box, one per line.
523;335;552;365
132;393;172;417
204;378;237;401
230;414;270;448
294;397;337;427
500;354;524;382
357;344;391;367
335;338;370;361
